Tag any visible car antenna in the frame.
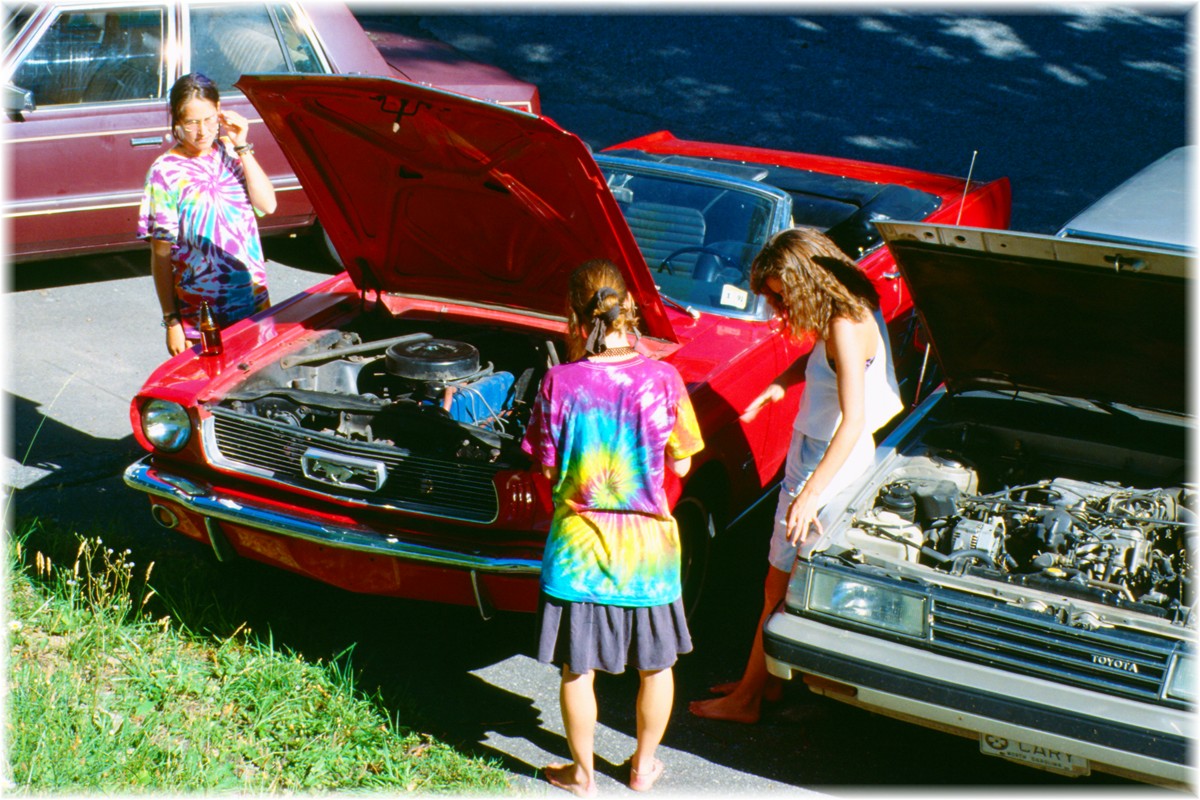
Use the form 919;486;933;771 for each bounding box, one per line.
955;150;979;225
910;150;981;409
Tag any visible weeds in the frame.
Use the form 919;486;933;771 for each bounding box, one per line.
6;523;512;792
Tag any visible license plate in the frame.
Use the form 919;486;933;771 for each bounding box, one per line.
980;733;1090;776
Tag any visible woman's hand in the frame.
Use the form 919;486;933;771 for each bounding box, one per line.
218;109;250;147
165;322;187;356
785;489;823;546
740;383;785;423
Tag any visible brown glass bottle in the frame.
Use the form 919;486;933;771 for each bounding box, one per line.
198;301;223;357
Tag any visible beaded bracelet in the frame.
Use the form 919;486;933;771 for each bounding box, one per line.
234;142;255;156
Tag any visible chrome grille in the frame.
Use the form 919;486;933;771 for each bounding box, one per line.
207;408;499;523
931;593;1176;702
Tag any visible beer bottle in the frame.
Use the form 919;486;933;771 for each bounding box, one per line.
199;301;223;357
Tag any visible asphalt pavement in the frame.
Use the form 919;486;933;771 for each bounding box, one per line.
6;6;1187;795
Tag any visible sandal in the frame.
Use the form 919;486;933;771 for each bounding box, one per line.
629;758;665;792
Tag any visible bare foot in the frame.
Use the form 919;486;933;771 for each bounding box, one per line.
688;694;761;724
629;758;665;792
708;677;784;702
543;763;597;798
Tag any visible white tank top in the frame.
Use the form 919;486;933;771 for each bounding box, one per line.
794;309;903;440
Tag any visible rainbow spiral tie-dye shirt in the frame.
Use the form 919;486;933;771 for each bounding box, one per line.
137;144;269;336
522;355;704;607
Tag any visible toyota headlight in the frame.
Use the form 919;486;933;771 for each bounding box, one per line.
141;399;192;452
795;563;929;638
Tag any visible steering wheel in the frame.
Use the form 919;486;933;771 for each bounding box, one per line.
657;245;743;281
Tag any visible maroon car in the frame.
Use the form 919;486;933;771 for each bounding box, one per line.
124;73;1011;618
2;1;538;263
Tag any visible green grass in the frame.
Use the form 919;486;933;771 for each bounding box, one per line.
6;523;514;793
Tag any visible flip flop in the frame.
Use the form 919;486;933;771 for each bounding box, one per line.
629;758;665;792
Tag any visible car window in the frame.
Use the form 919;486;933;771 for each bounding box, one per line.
599;159;781;319
9;7;165;106
189;4;285;90
271;3;323;75
189;3;323;91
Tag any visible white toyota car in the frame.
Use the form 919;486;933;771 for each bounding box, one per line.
762;147;1194;788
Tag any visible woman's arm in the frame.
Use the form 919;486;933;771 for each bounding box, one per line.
150;239;187;355
220;110;276;215
739;356;808;423
783;315;874;544
237;148;277;215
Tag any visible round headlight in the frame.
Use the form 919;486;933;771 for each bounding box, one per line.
141;399;192;452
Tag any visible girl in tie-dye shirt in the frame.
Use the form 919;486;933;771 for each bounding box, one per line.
138;73;275;355
522;259;703;797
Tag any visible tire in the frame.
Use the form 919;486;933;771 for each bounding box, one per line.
314;221;344;271
674;493;717;620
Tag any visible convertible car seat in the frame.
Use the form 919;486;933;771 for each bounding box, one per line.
623;201;706;274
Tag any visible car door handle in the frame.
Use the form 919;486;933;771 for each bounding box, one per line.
883;270;900;280
131;136;163;147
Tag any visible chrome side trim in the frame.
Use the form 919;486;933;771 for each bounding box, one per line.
124;457;541;575
5;123;168;146
5;118;270;146
4;182;304;218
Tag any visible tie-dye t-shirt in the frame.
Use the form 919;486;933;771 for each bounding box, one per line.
137;145;269;335
522;355;704;607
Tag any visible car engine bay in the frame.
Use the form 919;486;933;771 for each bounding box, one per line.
835;410;1195;625
211;320;559;469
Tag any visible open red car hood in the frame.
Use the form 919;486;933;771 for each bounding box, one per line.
237;74;672;339
879;221;1190;414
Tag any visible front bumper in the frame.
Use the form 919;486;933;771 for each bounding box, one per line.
763;609;1193;787
124;457;542;615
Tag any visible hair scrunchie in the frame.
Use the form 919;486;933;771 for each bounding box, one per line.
584;287;623;354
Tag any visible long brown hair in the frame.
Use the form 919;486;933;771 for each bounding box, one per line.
749;227;879;341
564;259;639;361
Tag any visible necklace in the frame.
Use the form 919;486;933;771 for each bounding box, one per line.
589;346;638;360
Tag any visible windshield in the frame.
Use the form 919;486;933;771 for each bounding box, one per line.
598;158;785;319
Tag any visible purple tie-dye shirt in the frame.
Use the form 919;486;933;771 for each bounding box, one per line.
522;355;704;606
137;145;269;335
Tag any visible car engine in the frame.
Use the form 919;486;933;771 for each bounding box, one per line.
842;430;1195;624
211;322;557;468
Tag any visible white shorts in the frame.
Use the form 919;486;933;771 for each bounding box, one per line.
766;429;877;572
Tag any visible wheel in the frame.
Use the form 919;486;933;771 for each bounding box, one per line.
314;221;344;271
674;493;717;620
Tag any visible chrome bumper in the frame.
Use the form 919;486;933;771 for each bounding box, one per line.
123;457;542;575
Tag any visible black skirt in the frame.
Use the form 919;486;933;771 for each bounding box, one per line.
536;593;693;675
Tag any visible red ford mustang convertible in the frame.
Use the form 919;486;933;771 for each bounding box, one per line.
125;74;1011;618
